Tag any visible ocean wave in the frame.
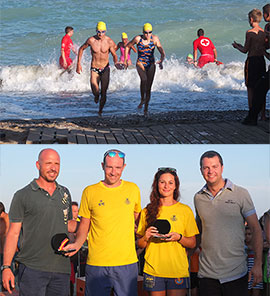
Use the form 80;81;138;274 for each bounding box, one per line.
0;56;246;94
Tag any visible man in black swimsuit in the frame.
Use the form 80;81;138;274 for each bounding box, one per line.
76;22;118;115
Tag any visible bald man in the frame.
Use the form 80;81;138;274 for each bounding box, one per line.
2;149;74;296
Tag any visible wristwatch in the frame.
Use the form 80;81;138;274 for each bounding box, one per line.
1;265;11;272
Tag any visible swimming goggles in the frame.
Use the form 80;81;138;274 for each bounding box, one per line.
103;150;125;162
143;31;152;34
158;167;177;173
97;30;106;34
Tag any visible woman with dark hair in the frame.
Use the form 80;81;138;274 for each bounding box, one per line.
137;167;199;296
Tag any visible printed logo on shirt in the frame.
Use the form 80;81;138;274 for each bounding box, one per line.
98;200;105;206
170;215;177;222
200;38;210;47
225;199;236;204
125;198;131;205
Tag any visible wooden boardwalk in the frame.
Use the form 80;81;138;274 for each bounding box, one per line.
22;120;269;144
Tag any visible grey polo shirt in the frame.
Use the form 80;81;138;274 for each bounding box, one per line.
194;179;256;283
9;179;72;274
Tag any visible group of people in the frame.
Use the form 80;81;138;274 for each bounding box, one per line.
60;22;165;116
232;5;270;125
58;4;270;123
1;148;269;296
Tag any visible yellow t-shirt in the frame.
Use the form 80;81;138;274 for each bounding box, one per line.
79;180;141;266
137;203;199;278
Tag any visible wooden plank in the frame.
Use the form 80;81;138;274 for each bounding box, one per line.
95;132;107;144
113;132;129;144
55;128;69;144
85;130;97;144
67;130;78;144
40;127;56;144
153;125;180;144
122;130;140;144
104;132;117;144
26;128;42;144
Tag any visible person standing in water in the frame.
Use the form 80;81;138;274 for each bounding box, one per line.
116;32;137;69
124;23;165;115
59;26;77;72
76;21;118;116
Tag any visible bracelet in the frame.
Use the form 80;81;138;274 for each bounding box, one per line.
177;233;182;242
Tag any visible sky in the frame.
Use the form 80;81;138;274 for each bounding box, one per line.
0;144;269;218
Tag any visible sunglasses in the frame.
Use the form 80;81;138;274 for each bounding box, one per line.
97;30;106;34
143;31;152;34
103;150;125;162
158;167;177;173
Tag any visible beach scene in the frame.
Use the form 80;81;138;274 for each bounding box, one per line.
1;0;269;121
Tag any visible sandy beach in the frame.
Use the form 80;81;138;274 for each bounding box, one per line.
0;110;269;144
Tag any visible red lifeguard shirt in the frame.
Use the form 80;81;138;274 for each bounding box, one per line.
193;36;215;56
61;34;73;57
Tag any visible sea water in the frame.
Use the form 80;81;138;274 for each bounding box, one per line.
0;0;269;120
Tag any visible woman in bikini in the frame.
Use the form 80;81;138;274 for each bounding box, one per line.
124;23;165;115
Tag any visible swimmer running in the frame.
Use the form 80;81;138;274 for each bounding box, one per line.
124;23;165;115
76;21;118;116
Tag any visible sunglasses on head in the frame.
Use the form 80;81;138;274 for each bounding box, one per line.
158;167;177;173
97;30;106;34
103;150;125;162
144;31;152;34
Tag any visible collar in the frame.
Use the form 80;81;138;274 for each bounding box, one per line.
200;178;234;199
30;179;59;191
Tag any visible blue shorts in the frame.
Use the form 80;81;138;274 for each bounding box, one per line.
143;273;190;291
18;263;69;296
85;263;138;296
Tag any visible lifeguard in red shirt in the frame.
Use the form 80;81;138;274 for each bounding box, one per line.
193;28;218;68
59;26;76;70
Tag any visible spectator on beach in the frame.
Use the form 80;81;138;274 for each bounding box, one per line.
64;149;141;296
136;167;198;296
245;226;264;295
193;28;218;68
0;202;9;291
116;32;137;69
0;202;9;265
59;26;77;71
232;9;266;115
2;148;76;295
124;23;165;115
260;209;270;296
242;4;270;126
69;201;80;296
189;247;201;296
194;150;263;296
76;21;118;116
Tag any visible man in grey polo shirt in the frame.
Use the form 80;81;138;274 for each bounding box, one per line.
2;148;75;295
194;150;263;296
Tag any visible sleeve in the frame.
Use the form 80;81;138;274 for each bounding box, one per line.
183;206;199;237
242;31;251;53
78;186;92;219
133;184;142;213
9;190;25;222
240;187;256;218
137;208;147;237
67;189;73;220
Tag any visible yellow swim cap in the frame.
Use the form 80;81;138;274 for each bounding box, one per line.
143;23;152;32
122;32;128;39
96;21;107;31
